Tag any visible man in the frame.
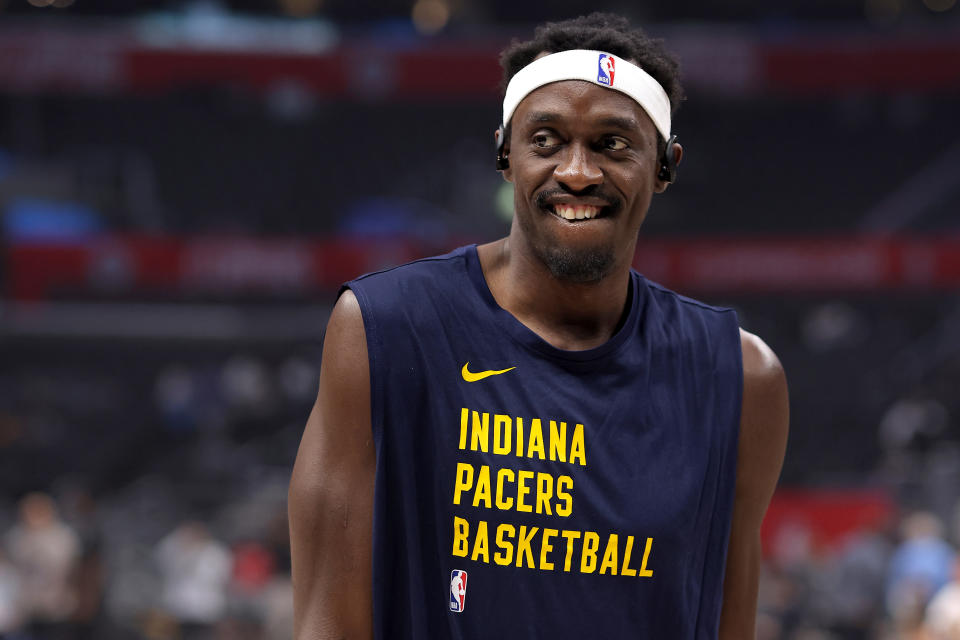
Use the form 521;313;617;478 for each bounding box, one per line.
289;13;789;639
5;493;81;639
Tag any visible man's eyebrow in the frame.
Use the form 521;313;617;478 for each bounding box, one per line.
525;111;563;123
596;116;642;132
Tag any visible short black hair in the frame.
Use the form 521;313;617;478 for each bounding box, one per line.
499;12;684;116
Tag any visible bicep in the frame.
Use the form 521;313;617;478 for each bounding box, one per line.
719;330;789;639
289;289;375;640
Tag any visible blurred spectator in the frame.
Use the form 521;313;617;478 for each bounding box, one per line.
155;522;231;640
755;610;783;640
154;366;201;434
886;512;957;631
800;302;867;352
0;548;21;635
220;357;274;417
4;492;81;639
231;542;274;598
879;398;950;454
60;488;106;639
814;526;893;638
227;530;294;639
925;559;960;640
259;576;293;640
758;562;808;637
259;512;294;640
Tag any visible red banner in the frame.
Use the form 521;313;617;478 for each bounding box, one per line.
761;488;895;557
6;234;960;301
634;236;960;293
1;27;959;96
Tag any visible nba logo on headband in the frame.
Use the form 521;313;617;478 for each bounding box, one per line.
597;53;615;86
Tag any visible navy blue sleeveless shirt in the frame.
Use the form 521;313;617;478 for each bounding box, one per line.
343;244;742;639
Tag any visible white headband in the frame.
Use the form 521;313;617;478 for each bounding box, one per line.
502;49;672;141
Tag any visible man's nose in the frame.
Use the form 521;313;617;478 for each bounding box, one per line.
554;143;603;192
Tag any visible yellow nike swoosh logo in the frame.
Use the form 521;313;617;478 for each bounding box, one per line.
461;362;516;382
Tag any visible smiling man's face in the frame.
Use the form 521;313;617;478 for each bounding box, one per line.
503;77;667;283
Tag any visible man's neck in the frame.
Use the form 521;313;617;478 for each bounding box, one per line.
476;236;634;351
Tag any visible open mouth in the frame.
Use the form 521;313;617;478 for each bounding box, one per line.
546;204;606;221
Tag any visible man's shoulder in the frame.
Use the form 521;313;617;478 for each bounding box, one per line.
636;279;782;380
637;275;744;371
348;245;471;290
739;328;784;386
640;274;736;317
338;245;475;329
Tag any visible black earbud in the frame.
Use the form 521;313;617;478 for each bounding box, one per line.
495;124;509;170
657;134;679;183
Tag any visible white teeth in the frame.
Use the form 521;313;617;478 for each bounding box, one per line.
554;205;600;221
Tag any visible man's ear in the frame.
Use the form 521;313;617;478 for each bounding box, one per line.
494;127;512;182
654;141;683;193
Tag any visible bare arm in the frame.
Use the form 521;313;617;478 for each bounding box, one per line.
718;329;790;639
289;290;375;640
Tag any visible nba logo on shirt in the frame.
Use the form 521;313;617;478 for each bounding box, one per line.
449;570;468;613
598;53;615;86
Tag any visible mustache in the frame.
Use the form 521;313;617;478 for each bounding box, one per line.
534;186;622;212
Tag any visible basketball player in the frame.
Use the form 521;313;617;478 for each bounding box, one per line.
289;13;789;639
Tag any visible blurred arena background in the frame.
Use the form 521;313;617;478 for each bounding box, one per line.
0;0;959;638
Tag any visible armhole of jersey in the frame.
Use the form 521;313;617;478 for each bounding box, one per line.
338;283;387;640
695;307;746;637
729;308;745;466
338;284;384;449
717;307;746;601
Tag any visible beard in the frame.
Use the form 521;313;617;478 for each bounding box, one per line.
517;187;622;283
515;209;618;283
532;240;616;283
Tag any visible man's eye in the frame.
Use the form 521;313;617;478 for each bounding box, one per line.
603;137;629;151
533;133;560;148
